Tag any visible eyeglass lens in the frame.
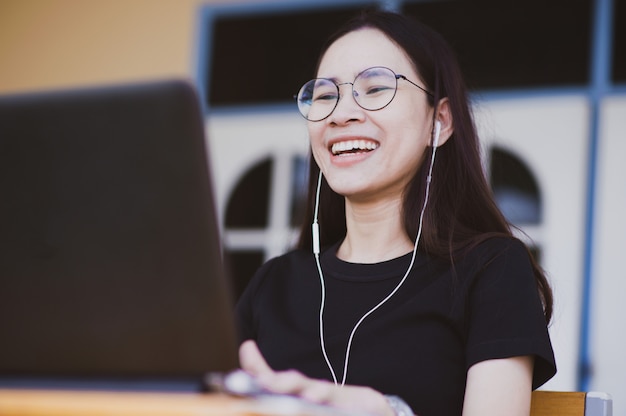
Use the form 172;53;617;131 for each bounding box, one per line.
296;67;399;122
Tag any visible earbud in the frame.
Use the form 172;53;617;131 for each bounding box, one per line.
312;171;323;255
433;120;441;147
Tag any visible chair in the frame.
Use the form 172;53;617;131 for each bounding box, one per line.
530;391;612;416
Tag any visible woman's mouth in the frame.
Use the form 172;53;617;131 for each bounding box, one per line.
331;139;379;156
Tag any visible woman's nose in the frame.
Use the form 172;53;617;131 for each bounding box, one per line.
330;83;364;124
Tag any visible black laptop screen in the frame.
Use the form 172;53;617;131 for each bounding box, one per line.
0;80;239;390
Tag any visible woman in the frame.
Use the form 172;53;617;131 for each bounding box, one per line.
235;10;556;416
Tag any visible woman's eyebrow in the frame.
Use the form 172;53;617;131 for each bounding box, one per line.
359;68;389;79
321;67;394;83
316;75;340;83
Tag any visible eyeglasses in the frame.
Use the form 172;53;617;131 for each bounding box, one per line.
295;66;433;122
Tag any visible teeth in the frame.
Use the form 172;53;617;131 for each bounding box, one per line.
331;140;379;155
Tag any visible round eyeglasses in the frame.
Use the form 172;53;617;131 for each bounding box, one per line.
295;66;433;122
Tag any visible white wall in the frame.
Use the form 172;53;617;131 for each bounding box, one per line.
590;96;626;415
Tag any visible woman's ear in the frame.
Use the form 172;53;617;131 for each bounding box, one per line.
433;98;453;147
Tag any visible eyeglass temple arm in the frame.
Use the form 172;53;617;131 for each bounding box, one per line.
396;75;433;97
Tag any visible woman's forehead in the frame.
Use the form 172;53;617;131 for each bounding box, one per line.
316;28;416;80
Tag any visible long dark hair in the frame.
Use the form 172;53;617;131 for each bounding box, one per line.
296;10;553;323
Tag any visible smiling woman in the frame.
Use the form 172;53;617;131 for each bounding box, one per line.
307;28;443;216
235;9;556;416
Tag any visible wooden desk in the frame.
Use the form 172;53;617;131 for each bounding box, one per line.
0;389;345;416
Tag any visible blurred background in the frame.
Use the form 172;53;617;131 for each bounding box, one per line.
1;0;625;412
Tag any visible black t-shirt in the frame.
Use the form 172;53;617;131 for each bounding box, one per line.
236;237;556;416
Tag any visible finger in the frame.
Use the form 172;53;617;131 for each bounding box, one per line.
257;369;311;395
238;340;273;377
298;379;337;404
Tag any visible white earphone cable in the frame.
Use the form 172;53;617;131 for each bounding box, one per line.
314;124;440;386
312;171;338;384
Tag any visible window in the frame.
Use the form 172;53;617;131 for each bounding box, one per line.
489;146;542;261
613;0;626;83
223;155;308;298
403;0;593;90
207;4;376;107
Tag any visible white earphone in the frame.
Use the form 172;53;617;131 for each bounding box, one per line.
433;120;441;148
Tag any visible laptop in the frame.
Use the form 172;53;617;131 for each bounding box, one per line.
0;80;239;391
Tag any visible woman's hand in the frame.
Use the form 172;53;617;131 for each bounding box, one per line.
239;340;396;416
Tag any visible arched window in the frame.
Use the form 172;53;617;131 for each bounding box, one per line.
489;146;542;225
489;146;542;262
223;155;308;298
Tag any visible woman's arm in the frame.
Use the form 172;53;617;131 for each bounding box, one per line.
462;355;534;416
239;340;396;416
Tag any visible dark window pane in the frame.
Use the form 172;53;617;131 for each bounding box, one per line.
613;0;626;82
403;0;592;90
290;156;309;228
208;5;376;106
224;250;264;299
225;158;271;228
490;147;541;224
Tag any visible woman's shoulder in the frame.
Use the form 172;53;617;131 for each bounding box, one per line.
462;234;528;259
251;247;316;278
238;247;314;300
457;235;533;275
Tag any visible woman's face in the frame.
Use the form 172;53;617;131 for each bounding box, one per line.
309;28;434;204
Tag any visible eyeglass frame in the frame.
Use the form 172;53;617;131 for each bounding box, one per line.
294;66;434;122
